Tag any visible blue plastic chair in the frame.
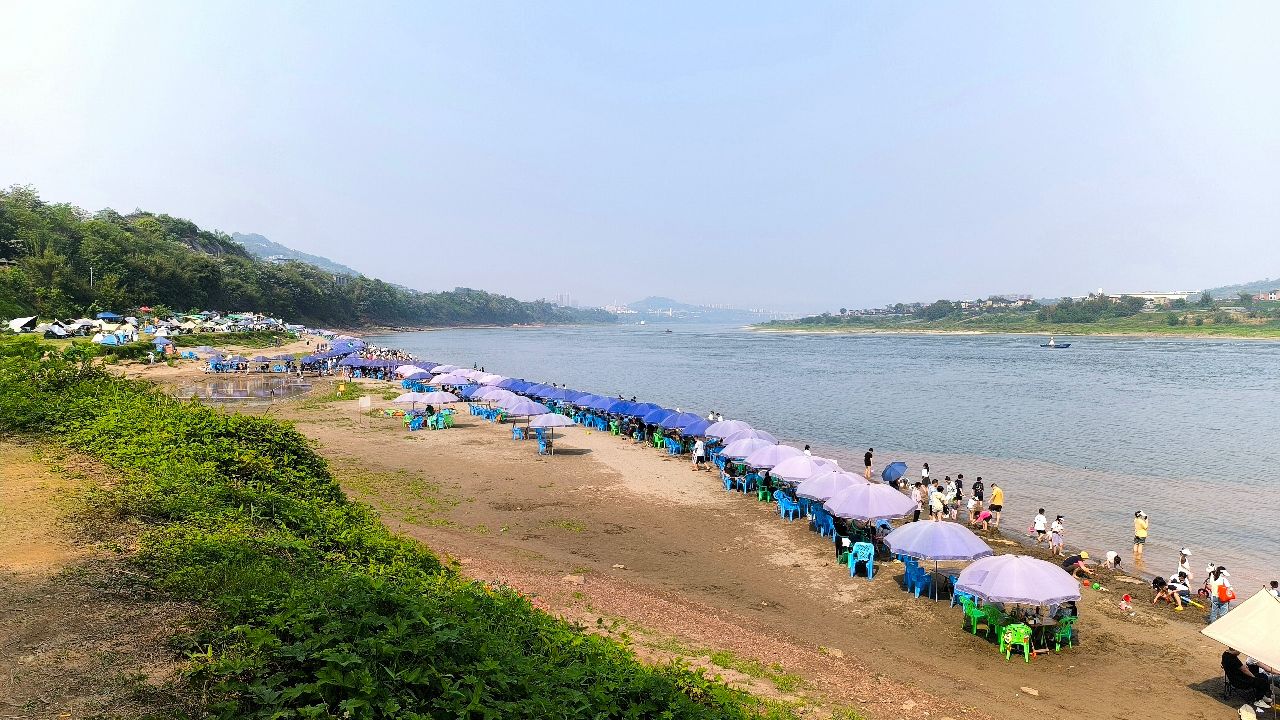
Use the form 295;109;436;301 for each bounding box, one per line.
848;541;875;580
512;426;525;440
774;490;802;521
538;439;549;455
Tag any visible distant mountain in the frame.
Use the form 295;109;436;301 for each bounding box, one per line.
232;232;361;277
1204;276;1280;299
624;296;790;322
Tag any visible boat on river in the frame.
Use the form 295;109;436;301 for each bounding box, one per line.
1040;337;1071;348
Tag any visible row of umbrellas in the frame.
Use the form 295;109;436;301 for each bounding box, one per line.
388;356;1081;608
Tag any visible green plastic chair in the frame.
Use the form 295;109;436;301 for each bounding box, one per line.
1053;616;1076;651
982;605;1007;639
609;420;620;436
442;412;455;429
961;597;988;636
1000;623;1033;662
652;430;664;449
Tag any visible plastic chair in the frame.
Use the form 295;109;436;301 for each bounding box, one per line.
721;472;734;491
512;426;524;440
773;490;802;521
538;439;549;455
983;606;1007;639
1000;623;1033;662
847;541;875;580
911;568;934;598
951;589;975;609
1053;616;1076;651
960;597;988;636
609;420;620;436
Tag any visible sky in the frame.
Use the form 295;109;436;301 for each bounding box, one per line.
2;1;1278;313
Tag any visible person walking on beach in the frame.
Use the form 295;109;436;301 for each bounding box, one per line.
1049;515;1065;556
988;483;1003;529
1133;511;1149;561
928;482;945;521
1207;565;1234;623
1032;508;1047;545
863;448;873;479
692;437;706;471
910;481;923;522
921;462;930;486
972;476;984;503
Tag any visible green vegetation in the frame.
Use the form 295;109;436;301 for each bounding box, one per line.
762;293;1280;338
171;331;291;349
0;186;614;327
0;335;776;719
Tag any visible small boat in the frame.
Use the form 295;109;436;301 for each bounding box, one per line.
1040;337;1071;349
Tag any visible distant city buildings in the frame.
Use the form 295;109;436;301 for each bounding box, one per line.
1254;290;1280;302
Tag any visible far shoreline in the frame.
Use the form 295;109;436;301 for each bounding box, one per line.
748;325;1280;342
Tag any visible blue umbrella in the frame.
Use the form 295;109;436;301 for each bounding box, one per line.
405;372;432;381
679;418;715;437
882;461;908;484
642;408;677;425
659;412;704;431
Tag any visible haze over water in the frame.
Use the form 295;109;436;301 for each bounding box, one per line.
369;324;1278;590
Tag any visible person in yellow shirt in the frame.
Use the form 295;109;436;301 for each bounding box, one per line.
1133;511;1149;561
988;483;1004;529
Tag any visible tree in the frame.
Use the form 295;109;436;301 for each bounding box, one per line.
1165;312;1180;326
1238;292;1254;306
839;307;847;315
1199;291;1214;308
918;299;956;321
1172;298;1188;309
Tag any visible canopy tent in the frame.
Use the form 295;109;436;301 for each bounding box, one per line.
1201;590;1280;669
95;311;122;320
6;316;37;333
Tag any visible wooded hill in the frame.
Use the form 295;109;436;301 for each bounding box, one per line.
0;186;613;327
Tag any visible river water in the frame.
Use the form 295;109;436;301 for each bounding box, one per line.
366;324;1278;591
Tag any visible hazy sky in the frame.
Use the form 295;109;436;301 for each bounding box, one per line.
3;2;1278;312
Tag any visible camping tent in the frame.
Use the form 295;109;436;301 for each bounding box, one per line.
1201;589;1280;670
6;316;37;333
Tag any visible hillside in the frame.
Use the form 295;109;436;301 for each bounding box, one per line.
231;231;361;277
1204;276;1280;299
0;185;614;327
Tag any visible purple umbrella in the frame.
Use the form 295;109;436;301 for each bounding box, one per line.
431;373;472;385
430;364;459;374
955;555;1081;606
501;398;550;416
704;419;752;438
719;428;779;445
743;444;804;469
418;391;460;405
405;372;432;381
823;483;917;522
795;469;868;501
529;413;575;428
720;438;775;459
770;455;840;483
884;522;993;562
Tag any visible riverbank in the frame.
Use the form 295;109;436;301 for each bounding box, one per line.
752;324;1280;340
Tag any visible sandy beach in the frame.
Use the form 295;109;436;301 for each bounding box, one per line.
111;348;1248;719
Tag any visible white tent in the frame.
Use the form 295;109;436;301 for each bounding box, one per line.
6;316;37;333
1201;589;1280;669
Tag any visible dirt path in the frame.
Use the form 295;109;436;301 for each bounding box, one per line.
0;442;194;720
270;382;1243;720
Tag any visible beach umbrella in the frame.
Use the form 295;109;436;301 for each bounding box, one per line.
823;483;917;522
338;356;364;367
771;455;841;483
405;372;432;381
496;378;523;389
659;412;704;431
392;392;432;405
721;437;775;459
955;555;1081;606
720;428;779;445
884;522;993;562
396;364;427;376
642;408;677;425
227;355;247;363
704;419;752;438
430;364;459;374
273;354;293;361
252;355;272;362
744;444;804;469
881;461;909;484
458;385;488;400
529;413;576;428
431;373;472;385
501;398;550;416
885;517;995;600
680;418;714;437
418;391;460;405
795;469;867;502
526;384;556;398
477;374;506;385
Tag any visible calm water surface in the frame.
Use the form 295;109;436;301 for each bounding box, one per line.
367;324;1278;590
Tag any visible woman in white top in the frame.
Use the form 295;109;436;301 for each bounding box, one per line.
1176;549;1193;582
1049;516;1065;555
921;463;930;483
1207;566;1233;623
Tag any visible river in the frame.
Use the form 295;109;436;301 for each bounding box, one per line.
366;323;1278;592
